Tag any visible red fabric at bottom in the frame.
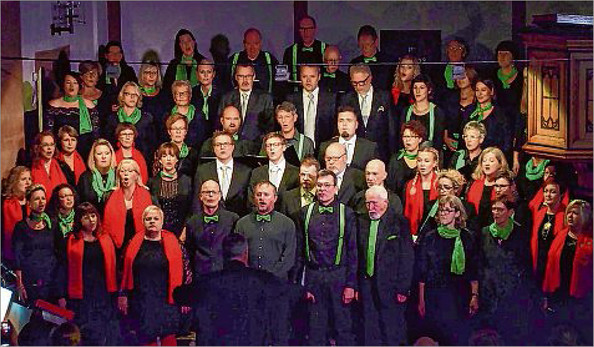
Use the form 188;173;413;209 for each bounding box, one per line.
146;334;177;346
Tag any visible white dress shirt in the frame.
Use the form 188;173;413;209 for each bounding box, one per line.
339;135;357;166
358;85;374;127
268;158;286;189
216;158;234;199
335;168;346;190
302;87;319;145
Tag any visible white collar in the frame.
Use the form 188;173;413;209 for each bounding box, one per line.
303;87;319;98
269;158;286;171
339;135;357;145
358;85;374;99
216;158;234;170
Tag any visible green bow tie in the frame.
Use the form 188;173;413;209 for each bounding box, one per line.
203;215;219;223
256;214;271;222
319;206;334;214
323;72;336;78
302;46;314;52
232;134;239;141
363;56;377;63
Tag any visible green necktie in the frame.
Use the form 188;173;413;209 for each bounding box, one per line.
256;214;271;222
203;215;219;223
303;191;314;205
366;219;380;277
302;47;314;52
363;56;377;63
319;206;334;214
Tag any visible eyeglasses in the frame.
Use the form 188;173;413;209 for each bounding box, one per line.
493;184;511;189
265;142;283;149
200;190;220;196
299;26;315;31
123;92;139;98
316;182;334;188
351;75;370;87
438;208;456;214
143;70;158;76
119;132;135;138
437;184;454;191
169;127;187;132
325;153;346;162
236;74;254;80
174;91;189;97
214;142;233;148
402;135;420;140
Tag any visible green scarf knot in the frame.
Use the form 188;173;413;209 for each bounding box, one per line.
30;212;52;229
64;95;93;134
140;86;156;95
525;158;550;181
172;104;196;123
179;142;189;159
497;66;517;89
489;217;514;241
91;169;116;202
117;107;142;125
437;225;466;275
469;102;493;122
444;64;455;89
58;209;75;236
397;149;418;161
176;55;198;87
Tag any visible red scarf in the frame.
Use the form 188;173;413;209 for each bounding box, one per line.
404;173;438;235
66;233;117;299
529;188;570;213
391;87;401;106
103;186;152;249
31;158;68;200
121;231;183;304
115;146;149;184
57;151;86;184
530;204;567;271
466;178;496;214
2;198;29;260
543;230;593;298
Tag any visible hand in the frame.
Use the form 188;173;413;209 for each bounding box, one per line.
181;306;191;314
469;296;479;316
17;285;27;302
179;227;187;243
342;287;356;304
512;158;520;175
118;296;128;315
305;291;316;304
111;104;119;112
418;299;426;319
396;294;408;303
58;298;67;309
444;136;457;152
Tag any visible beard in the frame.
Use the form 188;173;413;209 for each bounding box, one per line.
340;131;350;139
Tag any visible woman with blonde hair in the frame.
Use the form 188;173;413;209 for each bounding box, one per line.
2;166;32;264
104;81;156;160
77;138;117;213
391;54;421;110
417;195;479;345
466;146;509;227
403;145;440;239
103;159;152;250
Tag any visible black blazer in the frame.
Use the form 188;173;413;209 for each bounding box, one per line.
286;89;337;146
357;209;414;303
279;187;307;224
338;166;366;207
218;89;274;142
192;160;252;216
340;89;392;161
248;163;300;203
191;84;222;134
318;136;379;171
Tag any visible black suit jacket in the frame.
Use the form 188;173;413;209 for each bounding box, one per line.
279;187;306;224
338;167;366;207
286;89;337;146
357;209;414;304
350;50;396;90
218;89;274;142
318;136;379;171
248;163;299;197
193;160;252;216
340;89;392;161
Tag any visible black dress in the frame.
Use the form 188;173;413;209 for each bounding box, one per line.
400;105;446;151
460;106;512;154
417;227;478;345
387;155;416;199
44;106;100;160
128;240;181;343
76;170;114;214
477;185;495;229
68;240;119;345
141;90;172;145
535;213;556;288
104;110;157;160
12;220;61;303
147;175;192;237
178;147;200;179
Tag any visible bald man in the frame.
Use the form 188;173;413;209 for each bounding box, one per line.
319;45;351;94
351;159;403;215
324;141;366;206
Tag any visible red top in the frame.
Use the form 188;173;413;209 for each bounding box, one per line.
530;204;567;272
466;178;496;214
102;186;152;249
404;172;438;235
57;151;86;184
31;158;68;200
2;198;29;260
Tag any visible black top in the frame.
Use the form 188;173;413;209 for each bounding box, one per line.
460;105;512;154
477;185;495;229
162;53;207;92
141;90;171;145
123;209;135;250
535;213;556;287
228;50;280;93
178;147;200;179
319;69;351;95
76;170;113;214
350;50;396;90
147;174;193;237
558;234;578;297
387;155;416;199
492;67;524;115
104;110;157;160
448;149;480;183
44;106;100;160
400;104;446;151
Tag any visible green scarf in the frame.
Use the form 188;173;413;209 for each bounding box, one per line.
397;149;418;161
497;66;517;89
58;209;75;236
444;64;455;89
366;219;380;277
64;95;93;135
117;107;142;125
489;217;514;241
201;86;212;120
469;102;493;122
91;169;116;202
140;86;156;95
525;158;550;181
437;225;465;275
30;212;52;229
179;142;189;159
454;149;467;170
159;170;177;179
172;104;196;123
176;55;198;87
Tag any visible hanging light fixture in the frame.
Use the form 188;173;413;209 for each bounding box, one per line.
50;1;85;36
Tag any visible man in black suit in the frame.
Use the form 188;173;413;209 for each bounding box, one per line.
218;64;274;142
349;25;395;90
340;64;392;161
318;106;379;171
176;233;299;346
357;185;414;345
185;179;240;277
191;59;222;136
249;132;299;209
286;65;336;148
193;131;252;216
351;159;403;215
323;142;366;206
200;105;256;157
275;101;315;167
280;156;320;223
319;45;351;96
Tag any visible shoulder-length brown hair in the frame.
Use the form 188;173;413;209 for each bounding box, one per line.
72;202;103;237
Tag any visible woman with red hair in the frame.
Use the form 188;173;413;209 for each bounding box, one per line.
60;202;119;345
118;205;184;346
30;131;69;201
